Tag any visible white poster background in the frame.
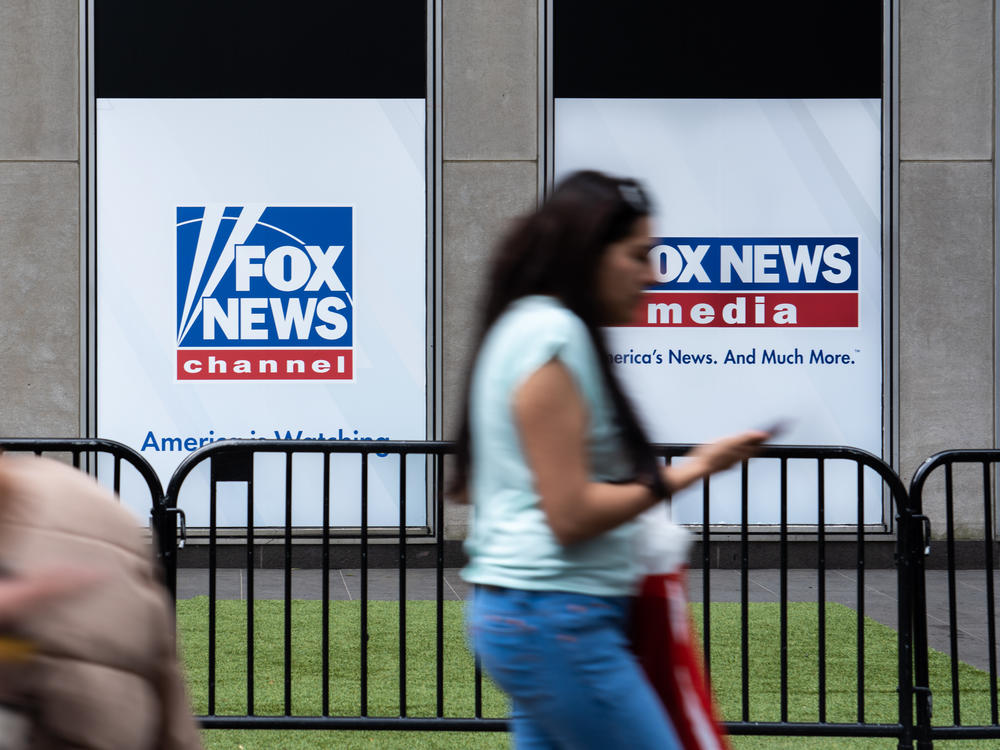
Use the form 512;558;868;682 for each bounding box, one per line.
556;98;882;525
97;99;427;526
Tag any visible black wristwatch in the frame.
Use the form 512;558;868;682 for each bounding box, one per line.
637;470;671;502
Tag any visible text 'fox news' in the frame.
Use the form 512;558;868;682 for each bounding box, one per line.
635;237;860;328
176;205;353;381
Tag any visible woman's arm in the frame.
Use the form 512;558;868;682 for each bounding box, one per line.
514;359;656;545
514;359;768;546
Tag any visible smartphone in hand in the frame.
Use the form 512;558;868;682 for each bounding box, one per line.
758;419;793;440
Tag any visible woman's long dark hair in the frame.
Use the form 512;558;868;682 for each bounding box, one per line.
450;170;665;499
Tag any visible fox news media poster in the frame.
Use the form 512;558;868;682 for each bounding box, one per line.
96;99;428;527
555;98;883;525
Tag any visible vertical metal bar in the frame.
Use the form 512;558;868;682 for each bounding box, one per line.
903;451;931;750
740;459;750;723
856;462;866;723
474;457;489;720
246;466;255;716
540;0;553;200
284;452;293;716
702;475;711;678
945;464;960;724
81;0;97;443
399;452;408;717
982;461;998;724
780;457;788;723
208;465;217;716
437;453;445;718
361;453;369;716
322;453;331;717
817;459;827;724
471;444;491;715
428;0;445;444
474;652;484;719
113;455;121;495
896;487;917;750
72;450;81;469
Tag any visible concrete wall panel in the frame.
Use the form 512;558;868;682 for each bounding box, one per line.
0;164;80;435
0;0;78;160
899;161;993;534
442;160;538;436
441;160;536;537
900;0;993;160
443;0;537;160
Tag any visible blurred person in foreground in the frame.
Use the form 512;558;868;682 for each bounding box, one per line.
453;170;770;749
0;455;202;750
0;567;99;625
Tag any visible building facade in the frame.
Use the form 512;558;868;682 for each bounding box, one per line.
0;1;994;542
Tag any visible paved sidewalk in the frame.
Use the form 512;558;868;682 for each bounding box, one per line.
177;567;999;672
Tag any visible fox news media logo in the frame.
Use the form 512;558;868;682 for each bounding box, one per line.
631;237;860;328
176;205;353;381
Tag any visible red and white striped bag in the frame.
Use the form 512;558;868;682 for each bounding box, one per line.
632;511;731;750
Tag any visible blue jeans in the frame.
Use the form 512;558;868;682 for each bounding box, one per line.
467;585;681;750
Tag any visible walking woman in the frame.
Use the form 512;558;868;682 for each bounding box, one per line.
454;170;770;749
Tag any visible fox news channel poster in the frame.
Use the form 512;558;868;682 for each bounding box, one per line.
96;99;427;527
555;98;882;525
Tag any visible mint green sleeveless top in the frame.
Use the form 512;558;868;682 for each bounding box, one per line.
461;296;640;596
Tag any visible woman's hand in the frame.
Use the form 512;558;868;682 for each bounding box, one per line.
663;430;771;494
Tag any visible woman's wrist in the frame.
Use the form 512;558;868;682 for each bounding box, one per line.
661;460;704;495
638;468;671;504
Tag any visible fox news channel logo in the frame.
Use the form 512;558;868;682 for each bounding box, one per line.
176;205;353;381
631;237;860;328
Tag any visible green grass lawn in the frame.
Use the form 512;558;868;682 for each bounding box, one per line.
177;598;999;750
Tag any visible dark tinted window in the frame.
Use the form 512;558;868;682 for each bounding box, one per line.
97;0;427;98
555;0;882;98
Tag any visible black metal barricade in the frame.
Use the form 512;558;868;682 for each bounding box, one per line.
0;436;163;512
657;444;917;749
0;435;181;603
909;450;1000;748
0;437;162;497
163;440;498;731
158;439;924;747
0;437;172;583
